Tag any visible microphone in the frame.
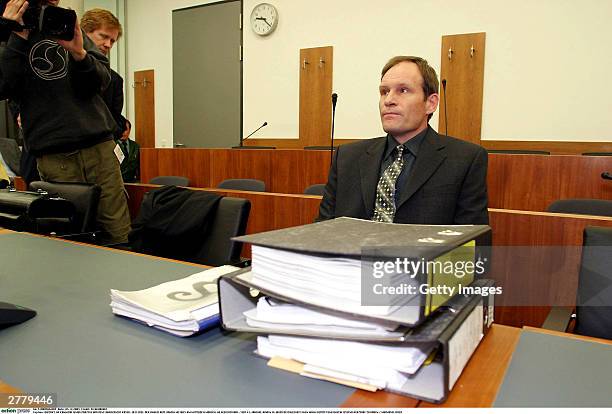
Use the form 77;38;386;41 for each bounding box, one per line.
441;79;448;137
239;122;268;147
602;172;612;180
330;93;338;165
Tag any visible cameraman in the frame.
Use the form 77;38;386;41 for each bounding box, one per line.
0;0;131;243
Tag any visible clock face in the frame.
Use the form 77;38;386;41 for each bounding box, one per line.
250;3;278;36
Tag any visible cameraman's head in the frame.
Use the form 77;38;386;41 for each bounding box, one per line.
81;8;122;56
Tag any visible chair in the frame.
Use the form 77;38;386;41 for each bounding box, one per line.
304;183;326;196
149;176;190;186
546;199;612;217
217;178;266;192
128;186;250;267
194;197;251;266
29;181;101;234
486;149;550;155
543;226;612;340
582;152;612;156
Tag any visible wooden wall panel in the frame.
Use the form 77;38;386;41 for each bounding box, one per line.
270;150;331;194
139;149;612;212
208;149;273;189
489;209;612;327
133;69;155;148
246;138;612;155
487;154;612;211
299;46;333;147
439;32;486;144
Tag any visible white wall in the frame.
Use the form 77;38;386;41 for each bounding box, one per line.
127;0;612;146
125;0;218;147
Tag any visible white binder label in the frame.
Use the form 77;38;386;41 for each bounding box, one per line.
447;304;484;389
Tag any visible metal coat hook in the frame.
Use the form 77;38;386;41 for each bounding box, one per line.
132;79;149;88
302;59;310;70
448;47;454;61
319;57;325;68
470;45;475;58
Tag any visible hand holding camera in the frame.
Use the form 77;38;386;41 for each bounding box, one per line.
1;0;76;41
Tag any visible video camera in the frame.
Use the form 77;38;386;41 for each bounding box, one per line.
0;0;76;41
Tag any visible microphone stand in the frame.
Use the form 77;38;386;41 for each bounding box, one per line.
442;79;448;136
330;93;338;165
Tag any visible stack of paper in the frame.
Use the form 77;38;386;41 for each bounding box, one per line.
251;245;415;316
110;265;238;336
257;335;435;391
244;296;403;339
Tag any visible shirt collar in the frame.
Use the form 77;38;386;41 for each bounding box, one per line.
384;126;429;160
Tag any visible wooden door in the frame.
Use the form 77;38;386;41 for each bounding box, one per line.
134;69;155;148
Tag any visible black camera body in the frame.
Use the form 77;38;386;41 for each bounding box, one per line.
1;0;76;41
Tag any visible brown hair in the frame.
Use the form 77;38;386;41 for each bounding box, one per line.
81;8;123;38
381;56;439;99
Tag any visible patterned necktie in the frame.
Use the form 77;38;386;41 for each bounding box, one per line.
373;145;405;222
121;141;129;155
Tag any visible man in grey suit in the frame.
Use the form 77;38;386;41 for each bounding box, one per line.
318;56;488;225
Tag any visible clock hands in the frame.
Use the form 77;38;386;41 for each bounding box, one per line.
255;16;272;28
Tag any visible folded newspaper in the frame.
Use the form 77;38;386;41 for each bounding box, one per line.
110;265;239;336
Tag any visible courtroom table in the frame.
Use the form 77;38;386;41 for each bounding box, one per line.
0;232;524;408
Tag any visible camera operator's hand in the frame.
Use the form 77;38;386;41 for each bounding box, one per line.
2;0;30;39
57;18;86;61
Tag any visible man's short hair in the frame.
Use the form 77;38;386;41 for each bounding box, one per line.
81;8;123;38
381;56;439;99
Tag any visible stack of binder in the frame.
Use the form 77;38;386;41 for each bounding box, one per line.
218;217;494;403
110;265;238;337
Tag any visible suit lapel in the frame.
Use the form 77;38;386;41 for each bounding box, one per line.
396;128;446;210
359;137;386;217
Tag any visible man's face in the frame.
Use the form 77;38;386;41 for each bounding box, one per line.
120;122;131;141
45;0;60;6
86;26;120;56
379;61;438;143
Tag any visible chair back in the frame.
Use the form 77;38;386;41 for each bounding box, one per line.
149;176;190;186
304;183;326;196
195;197;251;266
217;178;266;192
547;199;612;217
29;181;101;233
575;226;612;339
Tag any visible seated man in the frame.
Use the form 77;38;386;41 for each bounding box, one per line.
115;119;139;183
318;55;488;225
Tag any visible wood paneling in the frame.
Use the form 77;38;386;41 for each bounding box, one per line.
439;33;486;144
208;149;273;189
247;138;612;156
489;208;612;327
483;140;612;155
299;46;333;147
488;154;612;212
270;150;331;193
139;149;612;211
134;69;155;148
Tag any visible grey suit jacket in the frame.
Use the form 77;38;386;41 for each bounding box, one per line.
317;126;489;225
